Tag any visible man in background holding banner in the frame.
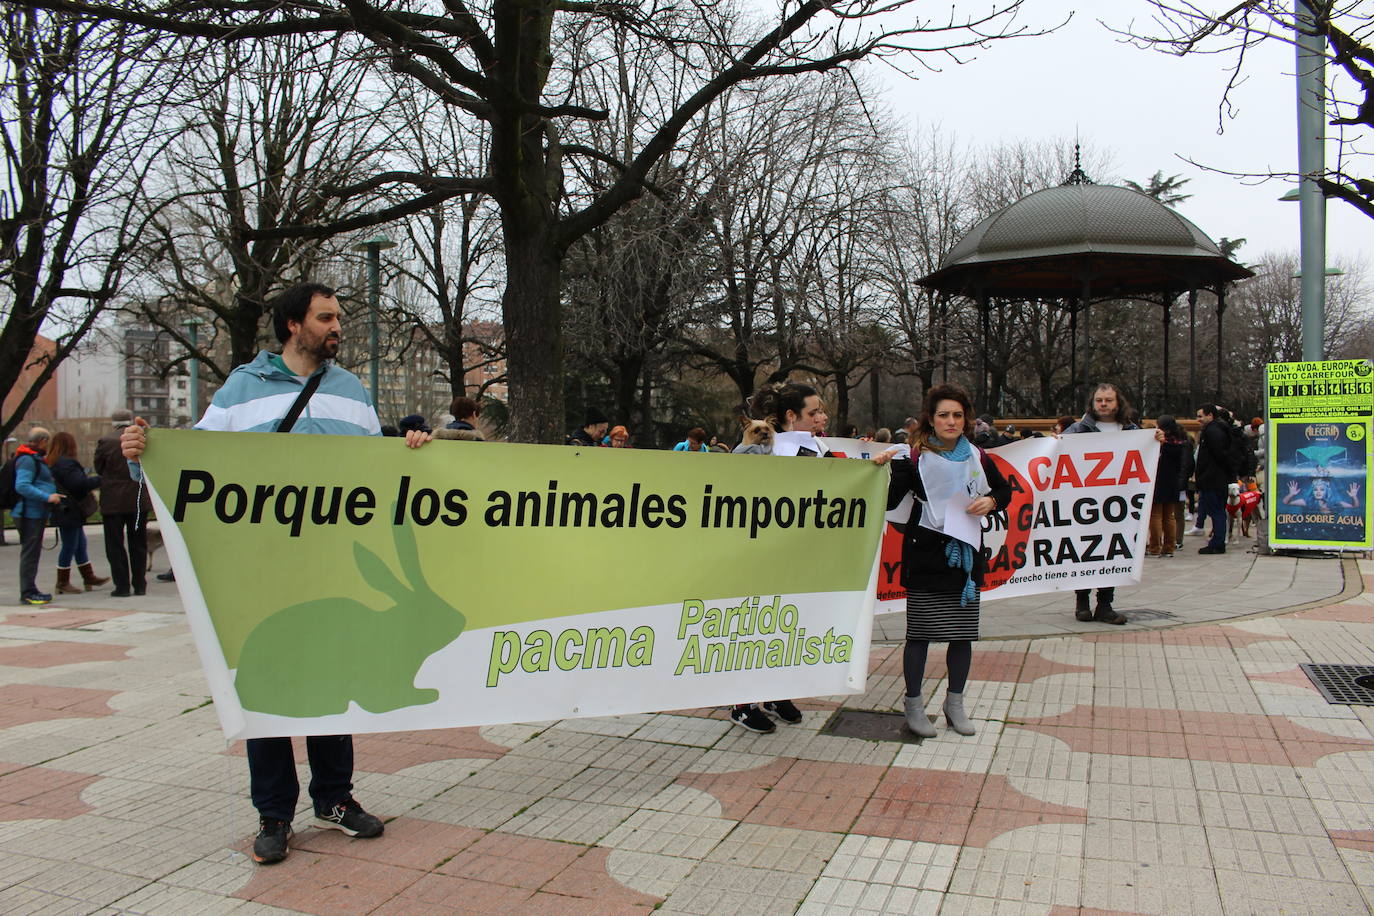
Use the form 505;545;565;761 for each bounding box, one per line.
122;282;431;866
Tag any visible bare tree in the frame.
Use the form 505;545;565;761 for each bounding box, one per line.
560;19;723;441
0;12;170;439
19;0;1035;441
130;37;398;381
679;73;890;406
1229;250;1369;364
1119;1;1374;220
871;129;977;398
384;82;505;407
789;100;897;432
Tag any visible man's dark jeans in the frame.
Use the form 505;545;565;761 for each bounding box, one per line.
17;516;46;598
1197;488;1228;550
247;735;354;821
102;513;147;593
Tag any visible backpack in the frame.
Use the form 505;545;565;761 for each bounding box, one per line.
0;454;21;511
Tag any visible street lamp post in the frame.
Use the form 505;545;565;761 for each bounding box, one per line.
352;235;396;402
1295;0;1327;361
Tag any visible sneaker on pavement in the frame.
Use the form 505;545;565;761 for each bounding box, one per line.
1198;545;1226;555
253;818;292;864
729;704;776;733
314;797;384;837
20;594;50;606
1185;527;1206;537
763;700;803;724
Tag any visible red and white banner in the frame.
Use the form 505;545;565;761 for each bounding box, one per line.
819;431;1160;610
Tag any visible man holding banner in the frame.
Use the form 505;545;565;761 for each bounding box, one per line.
122;282;432;866
1062;383;1160;625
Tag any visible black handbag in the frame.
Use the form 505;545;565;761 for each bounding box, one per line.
52;484;96;525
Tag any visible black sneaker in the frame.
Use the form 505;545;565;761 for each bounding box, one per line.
1198;545;1226;555
156;570;175;582
729;704;775;734
763;700;803;724
253;818;292;864
20;593;51;606
314;797;384;837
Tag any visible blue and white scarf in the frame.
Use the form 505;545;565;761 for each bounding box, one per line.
923;435;980;606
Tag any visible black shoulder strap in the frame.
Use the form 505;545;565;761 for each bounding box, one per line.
277;366;327;433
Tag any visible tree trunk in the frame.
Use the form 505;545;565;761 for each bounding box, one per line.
501;223;565;443
869;369;881;428
611;354;642;433
227;292;265;369
833;370;851;435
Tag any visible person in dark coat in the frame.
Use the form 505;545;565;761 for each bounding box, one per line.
445;395;484;440
566;408;608;447
1146;416;1193;558
1193;404;1238;555
874;384;1012;739
94;408;150;597
44;431;109;594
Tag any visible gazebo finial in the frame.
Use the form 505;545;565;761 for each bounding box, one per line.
1062;142;1093;186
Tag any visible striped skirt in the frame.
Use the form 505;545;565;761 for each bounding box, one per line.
905;588;980;642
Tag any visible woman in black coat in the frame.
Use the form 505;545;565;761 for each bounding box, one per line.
44;432;109;593
874;384;1011;739
1148;415;1193;557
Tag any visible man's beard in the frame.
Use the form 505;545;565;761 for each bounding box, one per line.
307;335;340;361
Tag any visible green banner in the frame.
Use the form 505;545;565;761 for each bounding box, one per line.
1266;359;1373;550
140;432;888;738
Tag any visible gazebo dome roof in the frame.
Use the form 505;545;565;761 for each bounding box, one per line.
920;184;1251;298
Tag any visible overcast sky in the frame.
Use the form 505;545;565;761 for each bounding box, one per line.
862;0;1371;269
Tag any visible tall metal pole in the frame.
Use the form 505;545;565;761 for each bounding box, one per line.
367;242;381;399
1296;0;1327;361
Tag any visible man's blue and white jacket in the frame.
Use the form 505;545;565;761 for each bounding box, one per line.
195;351;381;437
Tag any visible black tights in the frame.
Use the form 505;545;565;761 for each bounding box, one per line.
904;640;971;697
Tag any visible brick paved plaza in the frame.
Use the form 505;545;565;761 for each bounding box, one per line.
0;528;1370;914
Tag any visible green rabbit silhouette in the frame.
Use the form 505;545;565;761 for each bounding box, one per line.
234;522;466;717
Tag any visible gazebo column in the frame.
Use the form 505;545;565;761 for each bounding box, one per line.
1161;291;1173;412
978;289;991;407
1068;297;1079;409
1188;289;1198;407
1080;278;1094;404
1215;284;1227;401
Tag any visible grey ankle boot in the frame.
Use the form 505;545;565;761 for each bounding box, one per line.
943;691;976;736
903;695;936;738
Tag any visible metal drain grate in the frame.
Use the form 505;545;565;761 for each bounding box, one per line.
1119;608;1180;622
1300;664;1374;706
820;708;925;744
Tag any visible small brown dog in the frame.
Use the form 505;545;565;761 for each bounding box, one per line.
738;417;775;453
